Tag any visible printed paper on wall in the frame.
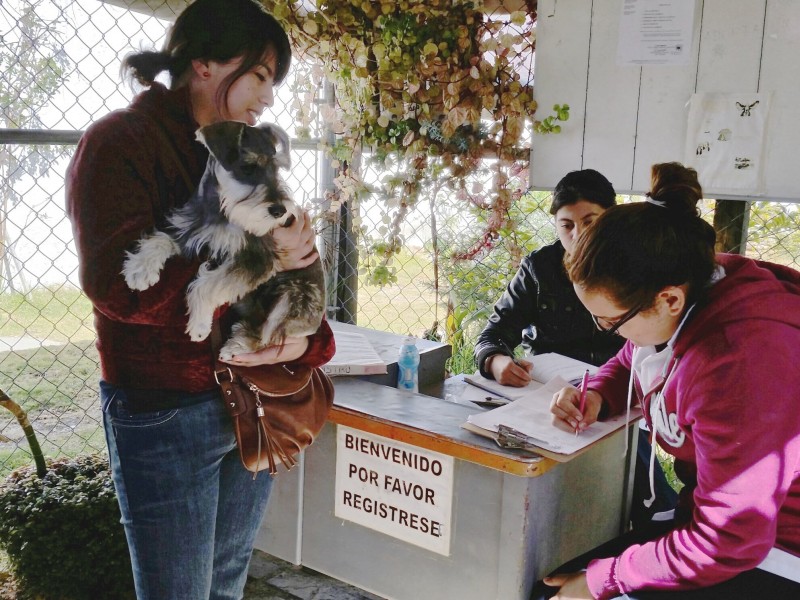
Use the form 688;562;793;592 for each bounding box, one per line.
684;92;772;196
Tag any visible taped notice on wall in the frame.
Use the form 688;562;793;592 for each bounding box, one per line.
334;425;454;555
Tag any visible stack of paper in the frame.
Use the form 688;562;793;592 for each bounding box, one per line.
322;330;387;376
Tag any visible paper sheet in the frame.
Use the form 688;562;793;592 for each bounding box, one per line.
525;352;597;385
465;377;641;456
462;352;597;401
616;0;696;66
684;92;771;195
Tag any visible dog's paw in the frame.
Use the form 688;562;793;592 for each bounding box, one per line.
122;233;179;291
218;336;257;361
185;314;212;341
123;253;162;291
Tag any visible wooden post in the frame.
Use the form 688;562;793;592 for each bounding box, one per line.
713;199;751;255
335;200;359;325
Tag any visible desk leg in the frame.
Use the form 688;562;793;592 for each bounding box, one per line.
255;453;305;564
620;424;638;534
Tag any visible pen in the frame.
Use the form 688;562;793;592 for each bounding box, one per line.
576;368;590;436
464;377;514;401
499;339;522;367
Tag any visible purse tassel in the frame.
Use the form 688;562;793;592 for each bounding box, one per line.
254;401;297;476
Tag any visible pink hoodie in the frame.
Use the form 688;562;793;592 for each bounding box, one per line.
586;254;800;599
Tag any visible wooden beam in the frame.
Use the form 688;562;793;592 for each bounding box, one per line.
713;199;751;255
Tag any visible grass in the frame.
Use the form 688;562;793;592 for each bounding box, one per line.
1;338;103;477
0;257;446;475
0;257;443;476
656;445;683;494
356;248;444;337
0;285;95;343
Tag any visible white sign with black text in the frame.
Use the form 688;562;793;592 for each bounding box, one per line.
334;425;454;555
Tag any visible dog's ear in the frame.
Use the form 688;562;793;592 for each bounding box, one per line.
245;124;291;170
196;122;246;170
268;124;292;170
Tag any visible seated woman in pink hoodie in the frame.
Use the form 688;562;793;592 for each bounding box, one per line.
536;162;800;599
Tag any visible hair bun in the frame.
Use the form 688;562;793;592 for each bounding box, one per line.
648;162;703;215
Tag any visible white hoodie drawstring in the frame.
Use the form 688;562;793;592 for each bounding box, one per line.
623;366;635;458
644;392;661;509
644;357;681;506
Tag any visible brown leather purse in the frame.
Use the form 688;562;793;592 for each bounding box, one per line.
214;361;334;475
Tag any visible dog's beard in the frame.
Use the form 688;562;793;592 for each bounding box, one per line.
215;165;300;237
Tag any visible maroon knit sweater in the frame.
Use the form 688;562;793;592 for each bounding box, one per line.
66;83;334;395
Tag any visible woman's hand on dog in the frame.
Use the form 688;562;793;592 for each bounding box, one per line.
220;336;310;366
273;211;318;272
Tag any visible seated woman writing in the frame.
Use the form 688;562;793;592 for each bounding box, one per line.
475;169;676;528
537;162;800;599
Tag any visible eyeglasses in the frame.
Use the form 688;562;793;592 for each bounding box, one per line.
591;303;643;336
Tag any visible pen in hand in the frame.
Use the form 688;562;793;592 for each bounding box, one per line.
576;368;590;436
499;339;522;367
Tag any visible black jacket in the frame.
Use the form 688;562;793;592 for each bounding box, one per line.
474;241;624;377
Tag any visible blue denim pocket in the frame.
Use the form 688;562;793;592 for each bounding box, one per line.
100;381;178;428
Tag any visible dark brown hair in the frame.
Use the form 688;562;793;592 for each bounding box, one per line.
122;0;291;113
550;168;616;215
566;162;717;310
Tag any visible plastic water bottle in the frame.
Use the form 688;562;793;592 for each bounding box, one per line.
397;337;420;393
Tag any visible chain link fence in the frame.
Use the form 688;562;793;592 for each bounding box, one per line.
1;0;799;474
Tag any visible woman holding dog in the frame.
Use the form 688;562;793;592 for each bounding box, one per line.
534;162;800;599
66;1;333;598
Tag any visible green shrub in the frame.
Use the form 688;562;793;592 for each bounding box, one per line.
0;454;134;599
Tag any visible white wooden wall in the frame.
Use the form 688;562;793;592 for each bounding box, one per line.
531;0;800;201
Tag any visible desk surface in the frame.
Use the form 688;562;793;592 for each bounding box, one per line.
330;378;557;477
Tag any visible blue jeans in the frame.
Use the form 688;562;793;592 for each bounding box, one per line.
101;381;274;600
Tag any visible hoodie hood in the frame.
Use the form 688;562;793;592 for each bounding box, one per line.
674;253;800;355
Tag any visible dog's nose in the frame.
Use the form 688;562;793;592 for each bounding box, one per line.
268;205;287;219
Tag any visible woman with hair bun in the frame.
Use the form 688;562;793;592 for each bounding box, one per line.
535;162;800;599
474;168;677;529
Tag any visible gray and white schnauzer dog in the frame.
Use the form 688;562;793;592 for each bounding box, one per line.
123;121;325;360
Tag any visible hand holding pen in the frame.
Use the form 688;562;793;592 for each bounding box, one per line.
548;371;601;434
488;340;533;387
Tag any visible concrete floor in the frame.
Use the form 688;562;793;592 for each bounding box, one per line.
244;550;385;600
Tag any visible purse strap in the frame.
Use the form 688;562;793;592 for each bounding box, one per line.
210;316;229;382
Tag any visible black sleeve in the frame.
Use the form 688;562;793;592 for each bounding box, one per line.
474;254;540;378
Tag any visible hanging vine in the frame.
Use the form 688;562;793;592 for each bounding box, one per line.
262;0;567;283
